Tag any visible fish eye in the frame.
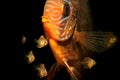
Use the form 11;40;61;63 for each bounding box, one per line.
63;3;70;17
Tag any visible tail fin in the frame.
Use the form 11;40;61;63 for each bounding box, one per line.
74;31;118;53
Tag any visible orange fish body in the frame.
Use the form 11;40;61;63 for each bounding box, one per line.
41;0;117;80
48;35;95;80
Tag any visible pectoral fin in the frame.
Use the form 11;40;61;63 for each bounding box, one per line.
74;31;118;53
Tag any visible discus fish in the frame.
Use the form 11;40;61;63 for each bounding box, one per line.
36;35;48;48
21;35;27;44
41;0;117;80
25;50;35;64
35;64;48;78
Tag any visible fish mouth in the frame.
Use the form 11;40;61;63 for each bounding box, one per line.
41;16;52;23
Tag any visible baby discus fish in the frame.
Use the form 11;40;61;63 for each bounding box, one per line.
35;64;48;78
25;50;35;64
41;0;117;80
21;35;27;44
36;35;48;48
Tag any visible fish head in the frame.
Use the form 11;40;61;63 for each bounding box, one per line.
41;0;79;41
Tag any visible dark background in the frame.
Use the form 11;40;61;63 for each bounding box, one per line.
15;0;120;80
